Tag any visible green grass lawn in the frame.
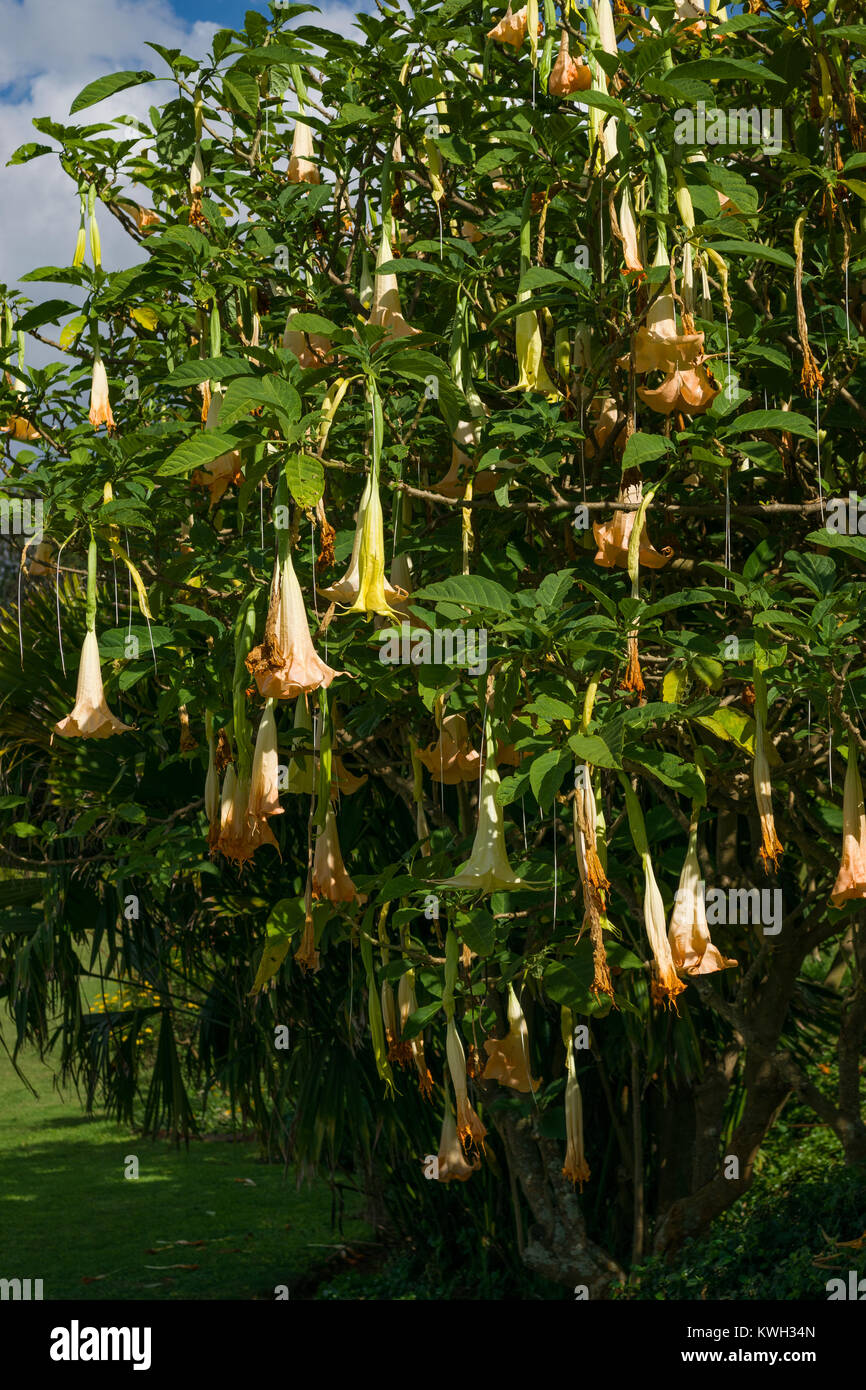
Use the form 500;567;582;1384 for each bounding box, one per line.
0;1022;369;1300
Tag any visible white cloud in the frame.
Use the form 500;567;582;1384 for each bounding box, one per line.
0;0;361;336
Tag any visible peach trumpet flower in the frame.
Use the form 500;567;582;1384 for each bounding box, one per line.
248;700;283;823
668;831;737;976
562;1023;590;1189
417;713;480;785
283;311;330;369
287;117;320;184
593;480;672;570
368;225;417;340
190;391;242;506
630;243;704;373
487;3;529;46
830;743;866;907
54;629;134;740
549;30;591;95
445;1016;486;1153
638;363;720;416
89;351;115;432
246;550;341;700
437;1090;480;1181
437;734;527;893
481;985;541;1092
753;704;783;871
312;806;363;904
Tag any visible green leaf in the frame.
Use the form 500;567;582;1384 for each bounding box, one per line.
568;733;622;770
116;803;147;824
401;1000;442;1041
536;569;575;611
626;747;704;801
724;411;817;440
805;529;866;564
70;70;156;114
706;241;795;269
223;69;260;117
10;822;41;838
413;574;513;615
456;908;496;957
529;748;571;810
621;433;672;470
672;57;784;86
166;357;253;386
157;432;239;478
285;453;324;507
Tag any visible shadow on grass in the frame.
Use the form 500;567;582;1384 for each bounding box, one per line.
0;1132;369;1301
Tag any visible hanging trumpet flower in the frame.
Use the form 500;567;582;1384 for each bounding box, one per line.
437;717;527;893
621;775;686;1008
669;812;737;976
630;240;704;374
398;968;433;1095
614;184;644;277
549;29;591;95
247;699;283;852
88;348;114;433
287;115;321;184
368;223;417;339
417;708;480;784
638;363;719;416
54;536;134;740
443;931;486;1152
487;3;529;46
283;311;331;368
246;547;340;700
514;193;559;398
190;390;243;505
481;984;541;1092
561;1008;591;1188
312;806;362;903
593;478;672;571
831;740;866;906
437;1084;480;1181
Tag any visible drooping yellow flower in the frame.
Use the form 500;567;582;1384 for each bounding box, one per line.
515;291;559;398
668;831;737;976
437;1088;480;1181
88;352;115;432
445;1016;486;1153
318;472;406;618
831;742;866;907
481;984;540;1092
54;630;134;740
287;118;321;184
368;225;417;340
437;732;526;893
246;550;341;700
312;806;363;904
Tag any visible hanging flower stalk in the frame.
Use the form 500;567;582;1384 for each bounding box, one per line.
54;535;134;740
360;912;395;1096
669;802;738;977
561;1007;591;1189
443;928;486;1153
482;983;541;1091
409;735;432;855
620;775;686;1009
831;740;866;906
752;658;783;871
